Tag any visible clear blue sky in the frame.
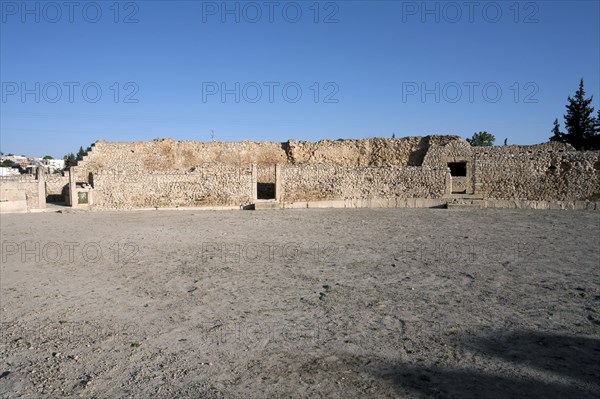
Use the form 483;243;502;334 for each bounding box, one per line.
1;0;599;158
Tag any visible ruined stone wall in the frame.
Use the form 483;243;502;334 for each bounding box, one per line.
75;139;288;182
91;163;253;210
422;140;475;166
422;141;475;194
70;137;599;208
75;136;463;182
0;176;41;210
473;144;600;201
421;141;599;201
280;165;447;202
44;174;70;197
286;136;460;166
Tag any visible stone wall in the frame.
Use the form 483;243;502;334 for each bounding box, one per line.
419;141;600;201
280;165;447;202
44;174;70;199
422;141;475;194
286;135;460;166
68;137;600;210
74;135;463;182
0;175;43;211
75;139;288;181
473;144;600;201
91;163;253;210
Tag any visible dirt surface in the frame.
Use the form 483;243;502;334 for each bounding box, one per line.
1;208;599;398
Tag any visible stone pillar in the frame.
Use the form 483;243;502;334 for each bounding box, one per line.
275;164;282;202
469;151;477;194
36;166;46;209
445;169;452;195
251;164;257;202
68;167;77;207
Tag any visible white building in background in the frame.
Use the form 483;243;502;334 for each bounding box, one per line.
0;167;19;176
2;155;27;163
43;158;65;171
0;156;66;175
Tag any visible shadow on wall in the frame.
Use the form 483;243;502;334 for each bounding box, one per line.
281;141;291;162
407;136;433;166
342;330;600;398
45;185;69;204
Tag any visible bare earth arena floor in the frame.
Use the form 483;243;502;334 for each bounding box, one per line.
1;208;599;398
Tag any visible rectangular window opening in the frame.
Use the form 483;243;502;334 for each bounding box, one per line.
448;162;467;177
257;183;275;200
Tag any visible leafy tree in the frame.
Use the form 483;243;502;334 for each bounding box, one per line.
466;131;495;146
1;159;15;168
549;118;565;143
552;79;599;150
43;155;53;160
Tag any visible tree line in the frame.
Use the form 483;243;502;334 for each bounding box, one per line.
466;79;599;149
63;146;87;168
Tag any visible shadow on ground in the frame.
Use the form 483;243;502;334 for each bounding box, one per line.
348;330;600;398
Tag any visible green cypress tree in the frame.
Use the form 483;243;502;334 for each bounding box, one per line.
63;153;77;168
590;109;600;150
564;79;596;150
549;118;565;143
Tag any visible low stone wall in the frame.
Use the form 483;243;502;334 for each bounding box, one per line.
91;163;253;210
474;146;600;201
279;198;600;210
280;164;447;202
0;175;43;212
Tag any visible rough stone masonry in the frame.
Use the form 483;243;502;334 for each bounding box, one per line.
1;135;598;213
63;135;599;211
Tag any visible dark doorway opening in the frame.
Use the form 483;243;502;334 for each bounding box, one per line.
45;185;68;205
46;194;65;203
257;183;276;200
448;162;467;177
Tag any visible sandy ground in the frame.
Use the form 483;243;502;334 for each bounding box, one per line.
0;208;599;398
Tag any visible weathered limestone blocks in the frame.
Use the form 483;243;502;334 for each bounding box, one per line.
75;139;288;182
44;175;70;197
0;188;28;213
286;135;460;166
91;163;253;210
75;135;464;182
280;164;447;202
0;176;43;212
474;144;599;201
69;136;599;210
